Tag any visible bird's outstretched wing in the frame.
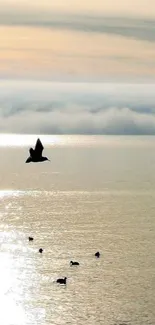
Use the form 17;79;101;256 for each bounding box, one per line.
34;138;44;156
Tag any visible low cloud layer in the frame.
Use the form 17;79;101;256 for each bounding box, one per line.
2;106;155;135
0;81;155;135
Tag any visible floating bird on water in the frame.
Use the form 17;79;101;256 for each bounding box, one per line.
39;248;43;253
70;261;79;266
95;251;100;258
25;138;50;163
56;277;67;285
28;236;34;241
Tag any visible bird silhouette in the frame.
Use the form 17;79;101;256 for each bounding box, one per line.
70;261;79;266
56;277;67;285
39;248;43;253
28;236;34;241
95;251;100;258
25;138;50;163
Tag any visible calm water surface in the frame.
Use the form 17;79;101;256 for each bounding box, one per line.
0;135;155;325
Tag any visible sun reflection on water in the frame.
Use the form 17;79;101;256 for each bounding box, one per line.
0;190;22;199
0;254;26;325
1;133;155;149
0;296;26;325
0;134;60;147
0;133;81;147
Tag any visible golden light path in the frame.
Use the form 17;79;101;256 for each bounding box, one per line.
0;133;91;147
0;254;26;325
1;133;155;148
0;134;60;147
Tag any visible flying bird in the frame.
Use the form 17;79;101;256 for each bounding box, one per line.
25;138;50;163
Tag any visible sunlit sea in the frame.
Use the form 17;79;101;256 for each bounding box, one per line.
0;134;155;325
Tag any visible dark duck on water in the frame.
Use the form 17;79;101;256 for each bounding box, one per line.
70;261;80;266
56;277;67;285
28;236;34;241
95;251;100;258
25;138;50;163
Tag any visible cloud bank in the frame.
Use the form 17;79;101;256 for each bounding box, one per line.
0;81;155;135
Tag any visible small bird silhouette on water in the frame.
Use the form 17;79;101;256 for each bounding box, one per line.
56;277;67;285
39;248;43;253
70;261;79;266
28;236;34;241
95;251;100;258
25;138;50;163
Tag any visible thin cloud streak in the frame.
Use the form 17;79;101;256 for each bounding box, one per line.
0;9;155;42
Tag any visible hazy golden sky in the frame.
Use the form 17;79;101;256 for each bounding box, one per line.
0;0;155;81
2;0;155;16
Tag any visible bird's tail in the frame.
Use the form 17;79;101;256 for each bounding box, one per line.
25;157;32;163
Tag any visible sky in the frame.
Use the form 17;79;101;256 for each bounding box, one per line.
0;0;155;81
0;1;155;134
